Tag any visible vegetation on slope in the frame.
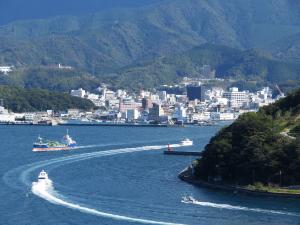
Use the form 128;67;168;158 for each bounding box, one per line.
111;44;300;90
194;89;300;186
0;86;95;112
1;44;299;92
0;0;300;72
0;67;100;92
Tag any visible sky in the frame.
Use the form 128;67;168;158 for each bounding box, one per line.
0;0;163;25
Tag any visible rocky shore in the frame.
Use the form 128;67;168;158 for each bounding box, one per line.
179;166;300;199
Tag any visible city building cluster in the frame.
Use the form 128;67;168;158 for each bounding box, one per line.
67;81;282;124
0;75;284;125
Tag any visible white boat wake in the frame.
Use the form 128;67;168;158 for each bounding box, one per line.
17;144;184;225
32;181;182;225
182;196;299;217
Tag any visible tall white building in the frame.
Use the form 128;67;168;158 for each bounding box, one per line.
223;87;248;107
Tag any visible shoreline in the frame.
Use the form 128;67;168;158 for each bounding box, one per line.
0;122;183;128
179;167;300;199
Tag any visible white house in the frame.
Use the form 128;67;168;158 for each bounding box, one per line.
0;66;13;75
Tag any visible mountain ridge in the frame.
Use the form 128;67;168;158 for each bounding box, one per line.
1;0;300;73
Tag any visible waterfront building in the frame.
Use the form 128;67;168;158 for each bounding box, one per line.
140;90;151;98
211;112;235;121
0;106;15;122
158;91;167;102
142;98;153;110
172;106;187;121
119;99;141;113
223;87;248;107
105;90;116;100
151;94;160;103
167;94;176;104
126;109;140;121
67;109;80;117
148;103;164;122
105;99;120;109
187;85;206;101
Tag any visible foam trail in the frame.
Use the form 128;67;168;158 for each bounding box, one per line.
24;144;185;225
32;182;183;225
182;197;298;217
19;145;170;186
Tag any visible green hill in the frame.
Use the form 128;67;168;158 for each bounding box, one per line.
0;67;101;92
193;89;300;187
0;0;300;73
111;44;300;90
1;44;299;92
268;32;300;63
0;86;95;112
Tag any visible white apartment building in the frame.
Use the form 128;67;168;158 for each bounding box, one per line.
223;87;248;107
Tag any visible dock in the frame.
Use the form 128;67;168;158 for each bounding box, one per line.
163;150;202;156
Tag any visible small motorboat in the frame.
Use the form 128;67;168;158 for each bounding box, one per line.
38;170;48;180
182;195;196;203
35;170;52;185
181;138;193;146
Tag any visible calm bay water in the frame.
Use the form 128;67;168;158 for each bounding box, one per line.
1;124;300;225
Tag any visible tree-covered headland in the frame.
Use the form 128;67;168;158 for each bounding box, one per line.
194;89;300;188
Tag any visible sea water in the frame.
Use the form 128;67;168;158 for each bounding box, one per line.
1;125;300;225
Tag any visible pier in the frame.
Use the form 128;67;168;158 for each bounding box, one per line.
163;150;202;156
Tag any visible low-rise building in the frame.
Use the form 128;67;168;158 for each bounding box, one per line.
0;66;13;75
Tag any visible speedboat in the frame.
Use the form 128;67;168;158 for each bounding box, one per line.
182;195;196;203
181;138;193;146
34;170;52;185
38;170;48;180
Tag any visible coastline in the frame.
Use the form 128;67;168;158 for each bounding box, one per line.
0;122;182;128
179;167;300;199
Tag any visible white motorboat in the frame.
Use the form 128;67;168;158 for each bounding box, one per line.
181;138;193;146
182;195;196;203
35;170;52;185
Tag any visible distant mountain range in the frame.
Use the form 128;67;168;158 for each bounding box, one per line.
3;44;299;92
0;0;299;90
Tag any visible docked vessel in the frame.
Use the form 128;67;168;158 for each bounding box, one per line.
32;130;77;152
181;138;193;146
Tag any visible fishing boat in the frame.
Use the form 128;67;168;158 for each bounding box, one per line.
32;130;77;152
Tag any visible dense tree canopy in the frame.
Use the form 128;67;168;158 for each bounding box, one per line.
195;89;300;186
0;85;95;112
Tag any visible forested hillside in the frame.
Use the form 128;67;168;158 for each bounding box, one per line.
194;89;300;186
0;86;95;112
2;44;300;92
0;0;299;72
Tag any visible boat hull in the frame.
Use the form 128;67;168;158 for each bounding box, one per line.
32;147;73;152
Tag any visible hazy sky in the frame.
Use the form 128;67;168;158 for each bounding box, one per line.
0;0;164;25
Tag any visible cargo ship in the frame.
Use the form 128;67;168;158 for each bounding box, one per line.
32;130;77;152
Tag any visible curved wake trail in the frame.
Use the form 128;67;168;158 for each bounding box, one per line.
32;182;183;225
10;144;184;225
182;197;299;217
